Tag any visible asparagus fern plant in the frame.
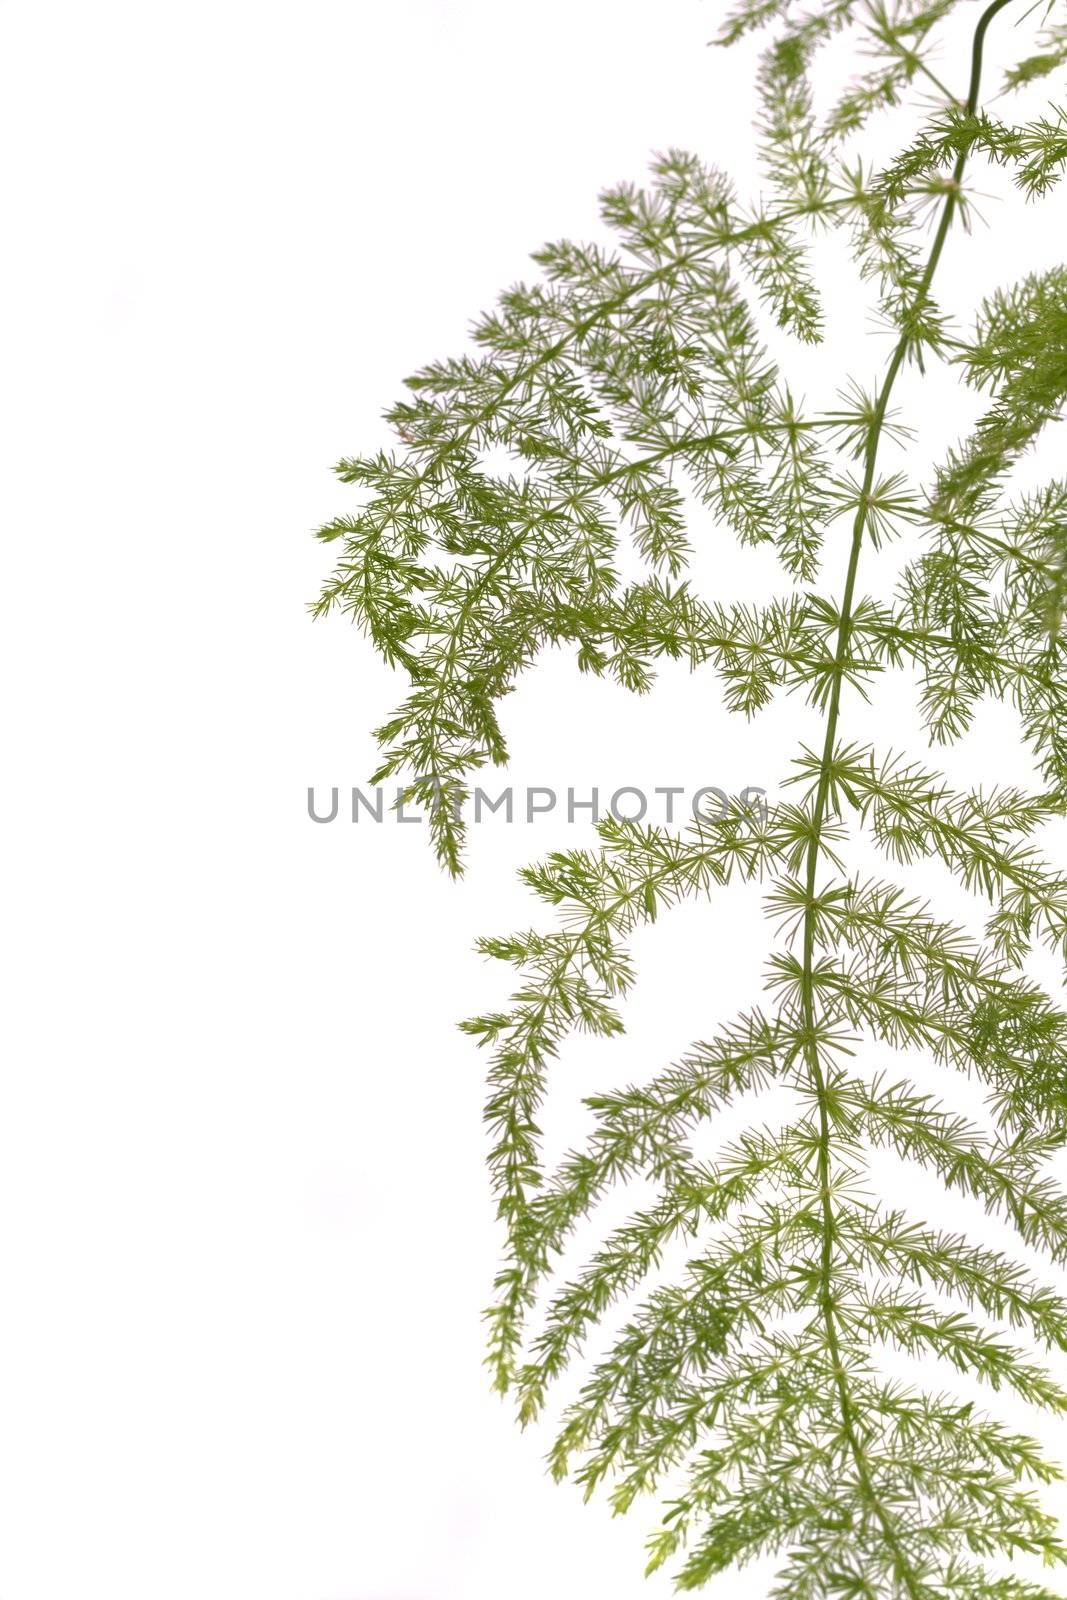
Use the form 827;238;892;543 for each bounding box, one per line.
314;1;1067;1591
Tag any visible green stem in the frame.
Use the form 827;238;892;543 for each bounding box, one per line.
798;0;1016;1583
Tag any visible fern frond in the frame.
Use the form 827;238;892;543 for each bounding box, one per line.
317;0;1067;1589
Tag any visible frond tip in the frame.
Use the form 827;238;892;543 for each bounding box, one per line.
475;812;1067;1595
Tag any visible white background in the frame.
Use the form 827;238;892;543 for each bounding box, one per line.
2;3;1067;1597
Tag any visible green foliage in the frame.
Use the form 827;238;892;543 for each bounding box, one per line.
315;0;1067;1591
